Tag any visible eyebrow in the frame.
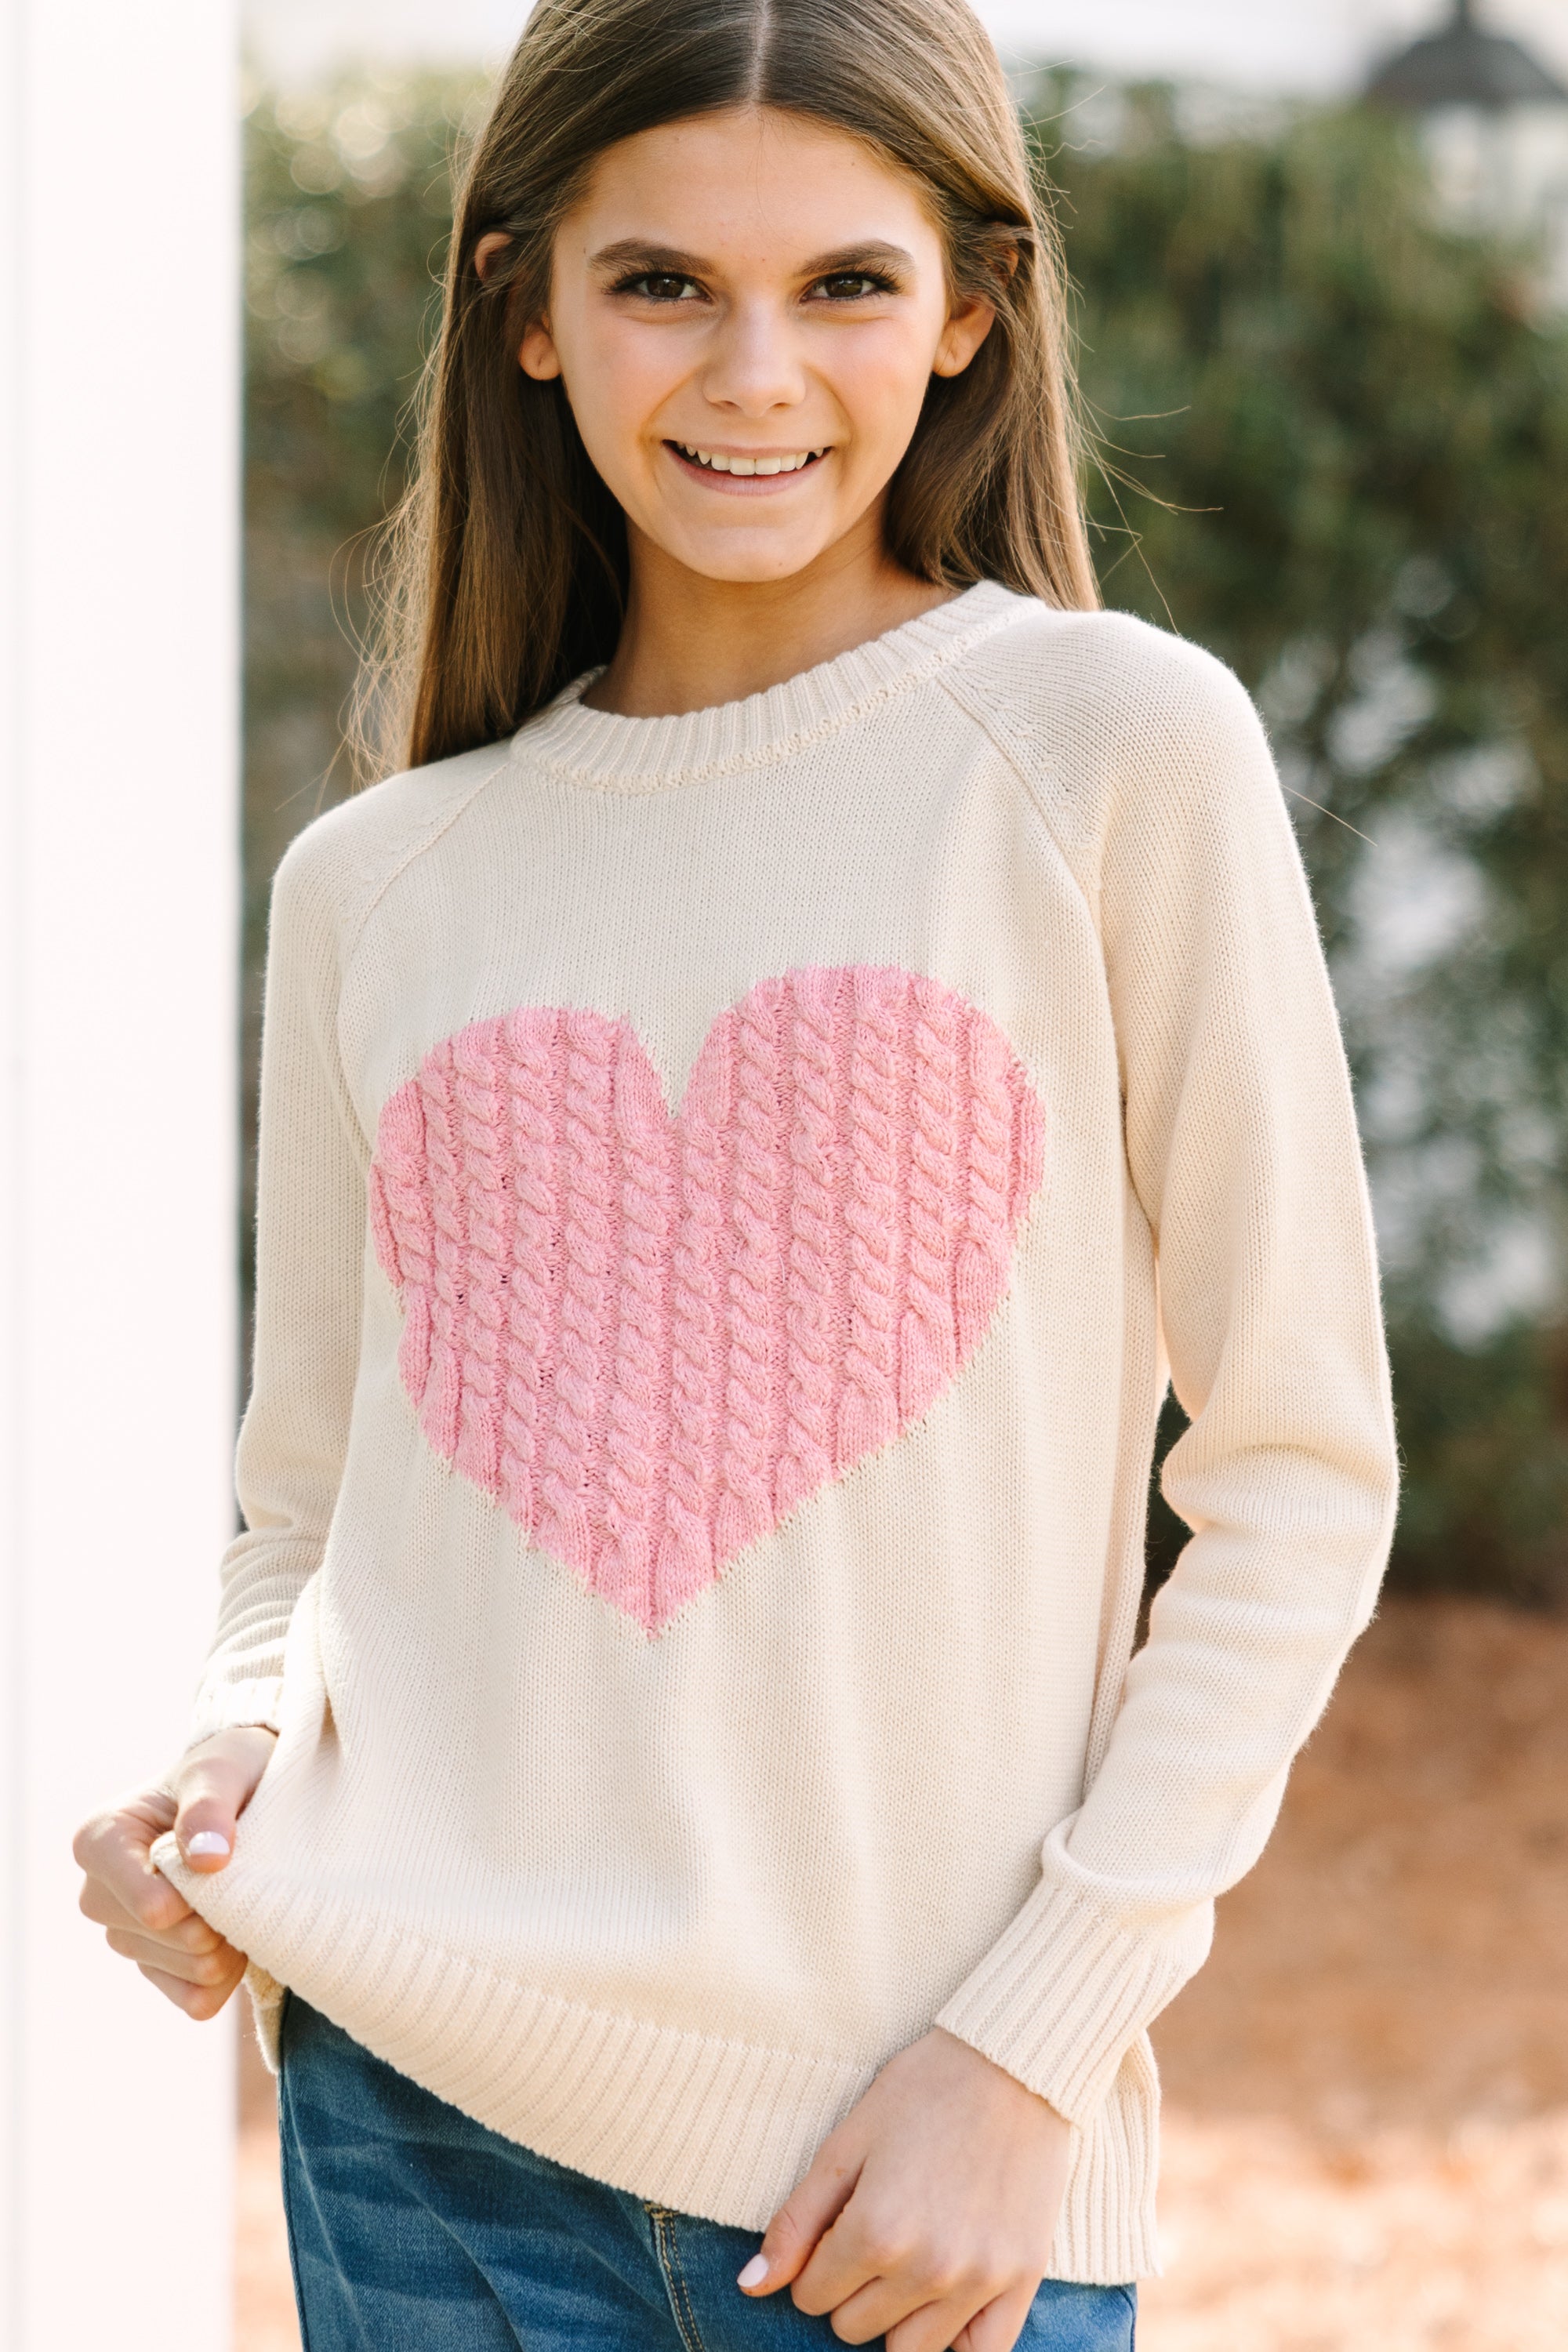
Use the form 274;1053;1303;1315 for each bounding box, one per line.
588;238;917;279
800;241;916;278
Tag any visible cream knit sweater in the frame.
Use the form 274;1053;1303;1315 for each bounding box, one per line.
155;581;1397;2284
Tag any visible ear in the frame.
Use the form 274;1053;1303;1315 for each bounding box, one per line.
474;231;561;381
473;230;513;282
932;293;997;380
519;319;563;383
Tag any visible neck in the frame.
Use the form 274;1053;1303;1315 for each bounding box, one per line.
1454;0;1474;27
585;508;956;718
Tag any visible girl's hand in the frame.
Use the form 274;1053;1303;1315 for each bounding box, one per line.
740;2026;1070;2352
72;1726;278;2020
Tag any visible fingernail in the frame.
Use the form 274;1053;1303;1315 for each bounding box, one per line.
186;1831;230;1858
737;2254;769;2290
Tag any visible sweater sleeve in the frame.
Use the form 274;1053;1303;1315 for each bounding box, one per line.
183;832;368;1748
935;636;1399;2125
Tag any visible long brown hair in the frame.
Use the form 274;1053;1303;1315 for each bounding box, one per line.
361;0;1099;779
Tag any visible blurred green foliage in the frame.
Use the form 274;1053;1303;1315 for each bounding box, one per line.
244;68;1568;1602
243;71;486;1240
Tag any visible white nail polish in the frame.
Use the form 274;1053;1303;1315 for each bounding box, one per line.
186;1831;230;1858
737;2254;769;2289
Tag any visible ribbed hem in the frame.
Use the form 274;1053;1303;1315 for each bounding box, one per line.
245;1961;289;2063
517;581;1034;790
151;1839;1160;2280
1055;2036;1164;2284
935;1878;1212;2127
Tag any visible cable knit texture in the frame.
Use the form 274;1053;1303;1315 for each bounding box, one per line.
368;973;1044;1632
155;582;1398;2285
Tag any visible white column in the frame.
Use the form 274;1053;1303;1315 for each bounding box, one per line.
0;3;240;2347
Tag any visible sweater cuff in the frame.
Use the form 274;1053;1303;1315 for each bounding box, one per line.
184;1675;287;1750
934;1878;1213;2127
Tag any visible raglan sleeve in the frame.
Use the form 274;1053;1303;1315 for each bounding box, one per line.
935;634;1399;2126
182;828;370;1748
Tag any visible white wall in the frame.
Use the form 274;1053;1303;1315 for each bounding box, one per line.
0;2;240;2347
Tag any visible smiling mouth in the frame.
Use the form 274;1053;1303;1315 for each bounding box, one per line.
667;441;830;477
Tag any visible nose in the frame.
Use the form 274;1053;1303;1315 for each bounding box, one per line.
698;295;807;418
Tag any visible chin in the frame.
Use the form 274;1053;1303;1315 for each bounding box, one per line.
668;535;833;586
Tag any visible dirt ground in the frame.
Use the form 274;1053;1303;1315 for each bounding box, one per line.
235;1596;1568;2348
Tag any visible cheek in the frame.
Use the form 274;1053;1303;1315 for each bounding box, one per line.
561;318;685;479
826;323;946;450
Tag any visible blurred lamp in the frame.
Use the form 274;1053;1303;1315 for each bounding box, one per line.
1367;0;1568;289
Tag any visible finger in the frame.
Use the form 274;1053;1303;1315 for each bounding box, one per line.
739;2136;865;2296
169;1726;278;1871
172;1752;252;1871
889;2308;979;2352
800;2242;987;2345
76;1815;194;1935
788;2200;908;2319
107;1924;241;1987
829;2276;975;2348
101;1904;231;1958
946;2280;1038;2352
808;2276;905;2347
74;1798;165;1883
80;1875;214;1943
72;1784;175;1873
136;1955;245;2022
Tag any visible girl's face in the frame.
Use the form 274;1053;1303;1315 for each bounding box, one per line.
511;107;996;585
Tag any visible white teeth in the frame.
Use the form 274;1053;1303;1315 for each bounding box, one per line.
676;443;825;474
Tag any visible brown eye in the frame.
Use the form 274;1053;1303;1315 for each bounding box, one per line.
621;272;700;303
813;272;893;301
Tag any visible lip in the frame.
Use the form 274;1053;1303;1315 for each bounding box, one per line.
662;440;831;494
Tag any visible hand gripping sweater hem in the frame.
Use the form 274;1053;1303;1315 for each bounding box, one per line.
151;1836;1159;2282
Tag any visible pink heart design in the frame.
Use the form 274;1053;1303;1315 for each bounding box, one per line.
369;966;1044;1633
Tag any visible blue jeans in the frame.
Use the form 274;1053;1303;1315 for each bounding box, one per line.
278;1996;1137;2350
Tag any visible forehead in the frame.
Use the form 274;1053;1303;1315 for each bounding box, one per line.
566;106;938;264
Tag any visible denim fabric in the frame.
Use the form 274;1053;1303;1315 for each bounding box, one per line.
278;1996;1137;2351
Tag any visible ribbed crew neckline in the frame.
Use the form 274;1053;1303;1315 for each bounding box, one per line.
512;578;1026;792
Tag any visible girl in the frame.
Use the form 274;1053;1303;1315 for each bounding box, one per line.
75;2;1398;2347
